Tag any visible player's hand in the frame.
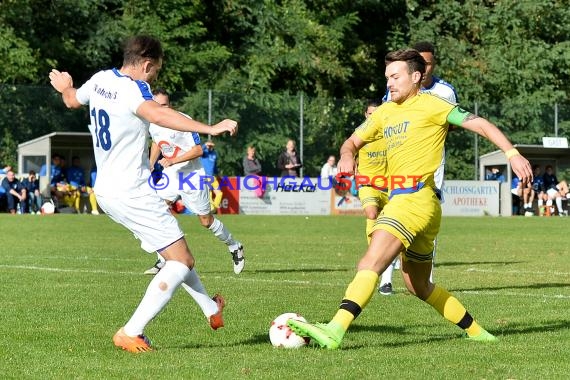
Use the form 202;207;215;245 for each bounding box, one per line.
49;69;74;93
158;158;173;168
510;154;533;184
212;119;238;136
337;156;356;176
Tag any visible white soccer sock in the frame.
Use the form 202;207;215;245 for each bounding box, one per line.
208;217;239;251
430;238;437;283
538;199;544;207
380;260;395;286
123;260;189;336
180;269;218;317
556;197;563;212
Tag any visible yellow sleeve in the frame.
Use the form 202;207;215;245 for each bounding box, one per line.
354;110;383;143
428;94;455;126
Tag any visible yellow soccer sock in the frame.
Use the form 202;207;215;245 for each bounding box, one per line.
425;285;483;337
89;193;98;212
74;194;81;211
365;219;375;245
213;191;223;209
331;270;379;331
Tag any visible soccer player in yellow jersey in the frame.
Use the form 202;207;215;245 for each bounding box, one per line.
356;99;395;295
288;48;533;349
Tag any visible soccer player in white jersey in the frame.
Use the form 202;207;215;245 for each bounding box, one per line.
49;35;238;353
144;88;245;276
379;41;458;292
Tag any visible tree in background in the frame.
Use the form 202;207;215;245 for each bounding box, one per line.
0;0;569;178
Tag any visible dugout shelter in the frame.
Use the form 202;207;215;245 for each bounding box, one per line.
17;132;95;197
479;144;570;215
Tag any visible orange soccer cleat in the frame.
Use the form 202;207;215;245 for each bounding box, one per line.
113;327;152;353
209;294;226;330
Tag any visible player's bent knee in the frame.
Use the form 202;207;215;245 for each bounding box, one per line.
199;215;213;227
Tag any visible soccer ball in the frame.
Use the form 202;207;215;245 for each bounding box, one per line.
269;312;310;348
41;201;55;215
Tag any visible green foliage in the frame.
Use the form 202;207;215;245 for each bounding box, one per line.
0;25;38;84
1;0;569;179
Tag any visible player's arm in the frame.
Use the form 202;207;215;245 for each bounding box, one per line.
450;106;533;182
160;145;203;167
149;142;161;168
48;69;83;109
338;134;365;175
137;101;238;136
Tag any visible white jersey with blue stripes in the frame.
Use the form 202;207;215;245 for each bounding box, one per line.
149;113;204;176
76;68;154;198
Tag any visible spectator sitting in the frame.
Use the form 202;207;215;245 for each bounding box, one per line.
320;155;338;178
486;166;506;182
21;170;42;214
511;176;534;215
67;156;99;215
532;165;548;216
543;165;565;216
243;145;264;197
40;153;66;200
1;170;27;214
277;139;302;177
0;165;12;175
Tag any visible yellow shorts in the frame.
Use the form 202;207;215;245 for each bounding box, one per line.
371;187;440;262
358;185;388;210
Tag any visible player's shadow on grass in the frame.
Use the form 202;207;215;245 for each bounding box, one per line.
452;282;570;292
495;319;570;336
178;334;269;349
332;324;456;349
437;260;524;267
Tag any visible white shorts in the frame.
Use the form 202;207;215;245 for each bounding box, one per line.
96;193;184;253
156;170;211;216
547;188;559;198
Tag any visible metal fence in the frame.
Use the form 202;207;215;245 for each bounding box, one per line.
2;85;570;179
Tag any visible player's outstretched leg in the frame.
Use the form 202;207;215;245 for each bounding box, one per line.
180;269;226;330
424;285;497;342
116;260;190;352
287;269;379;349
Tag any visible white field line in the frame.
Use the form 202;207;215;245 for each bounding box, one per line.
1;264;570;299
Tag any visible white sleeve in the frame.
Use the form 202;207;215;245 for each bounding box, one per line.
75;77;93;105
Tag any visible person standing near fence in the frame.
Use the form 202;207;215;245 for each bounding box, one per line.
277;139;302;177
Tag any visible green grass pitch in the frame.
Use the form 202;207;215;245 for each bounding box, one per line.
0;214;569;379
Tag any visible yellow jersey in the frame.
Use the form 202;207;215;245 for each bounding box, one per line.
357;137;386;178
355;93;455;191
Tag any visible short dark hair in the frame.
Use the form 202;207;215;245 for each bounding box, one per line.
123;35;163;66
385;49;426;76
153;87;169;97
366;98;382;110
412;41;435;56
29;170;36;176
